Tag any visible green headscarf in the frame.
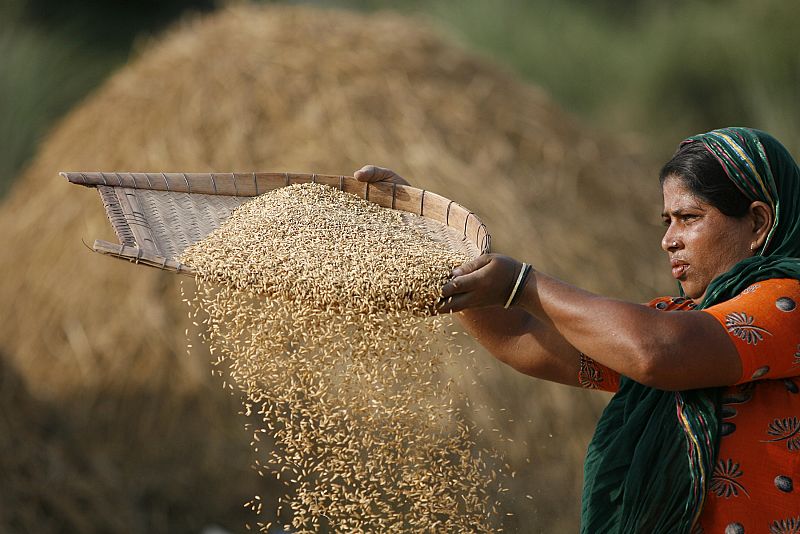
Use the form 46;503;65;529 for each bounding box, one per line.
581;128;800;533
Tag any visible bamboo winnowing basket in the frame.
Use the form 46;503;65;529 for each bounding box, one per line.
63;172;491;274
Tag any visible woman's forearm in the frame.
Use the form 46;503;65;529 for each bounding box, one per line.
514;269;740;389
515;271;653;379
439;254;740;389
456;306;582;386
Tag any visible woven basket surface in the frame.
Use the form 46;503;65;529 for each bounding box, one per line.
64;172;490;273
136;190;246;261
399;213;479;259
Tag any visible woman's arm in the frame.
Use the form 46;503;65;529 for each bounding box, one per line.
441;254;743;391
354;166;586;386
457;306;584;386
353;166;740;390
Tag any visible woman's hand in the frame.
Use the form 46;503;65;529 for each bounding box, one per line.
440;254;523;313
353;165;410;186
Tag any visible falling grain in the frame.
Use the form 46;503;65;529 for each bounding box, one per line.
182;183;500;532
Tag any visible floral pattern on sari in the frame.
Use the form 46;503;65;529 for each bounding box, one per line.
709;459;749;498
770;517;800;534
724;311;772;345
578;352;603;390
764;417;800;451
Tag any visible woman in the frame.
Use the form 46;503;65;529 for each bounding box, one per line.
356;127;800;533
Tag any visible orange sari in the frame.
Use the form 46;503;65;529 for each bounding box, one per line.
580;279;800;532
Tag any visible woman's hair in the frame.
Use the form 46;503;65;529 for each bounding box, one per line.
659;141;752;217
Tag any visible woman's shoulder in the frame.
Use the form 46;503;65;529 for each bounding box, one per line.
701;277;800;336
703;278;800;384
723;278;800;305
648;278;800;312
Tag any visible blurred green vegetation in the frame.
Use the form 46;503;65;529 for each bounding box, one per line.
2;0;798;195
316;0;800;162
0;0;215;195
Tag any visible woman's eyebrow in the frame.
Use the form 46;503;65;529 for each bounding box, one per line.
662;208;687;218
662;204;705;218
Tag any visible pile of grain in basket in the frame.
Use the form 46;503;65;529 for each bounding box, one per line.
181;183;503;532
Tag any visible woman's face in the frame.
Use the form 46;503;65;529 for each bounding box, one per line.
661;175;754;303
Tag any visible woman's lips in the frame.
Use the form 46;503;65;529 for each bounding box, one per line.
671;261;688;279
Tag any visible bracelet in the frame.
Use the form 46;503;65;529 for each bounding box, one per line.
509;263;532;307
504;262;531;309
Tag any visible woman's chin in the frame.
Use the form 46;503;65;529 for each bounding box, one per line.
678;282;705;302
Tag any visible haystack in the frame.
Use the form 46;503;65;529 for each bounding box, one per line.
0;4;668;532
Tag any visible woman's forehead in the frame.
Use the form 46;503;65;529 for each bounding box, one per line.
661;176;707;210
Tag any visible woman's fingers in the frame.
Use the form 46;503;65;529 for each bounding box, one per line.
451;254;492;278
353;165;410;186
439;254;523;312
441;255;493;298
438;293;471;314
441;276;467;299
441;256;492;298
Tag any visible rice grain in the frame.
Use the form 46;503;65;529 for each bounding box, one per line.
181;183;503;532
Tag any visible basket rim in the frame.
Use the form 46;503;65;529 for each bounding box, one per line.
63;171;491;274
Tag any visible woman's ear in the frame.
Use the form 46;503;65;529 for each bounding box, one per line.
749;200;774;251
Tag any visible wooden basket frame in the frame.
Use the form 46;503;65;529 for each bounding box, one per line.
63;171;492;274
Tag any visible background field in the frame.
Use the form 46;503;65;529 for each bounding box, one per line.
3;0;799;195
1;1;797;532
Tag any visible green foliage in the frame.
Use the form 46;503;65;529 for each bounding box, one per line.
618;0;800;158
0;10;121;195
0;0;215;196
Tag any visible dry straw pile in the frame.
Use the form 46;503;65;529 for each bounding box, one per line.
0;4;666;532
182;183;499;531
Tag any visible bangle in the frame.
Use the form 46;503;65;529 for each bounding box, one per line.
504;262;531;309
510;263;532;307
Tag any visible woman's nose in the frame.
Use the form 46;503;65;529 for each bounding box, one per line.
662;226;681;252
